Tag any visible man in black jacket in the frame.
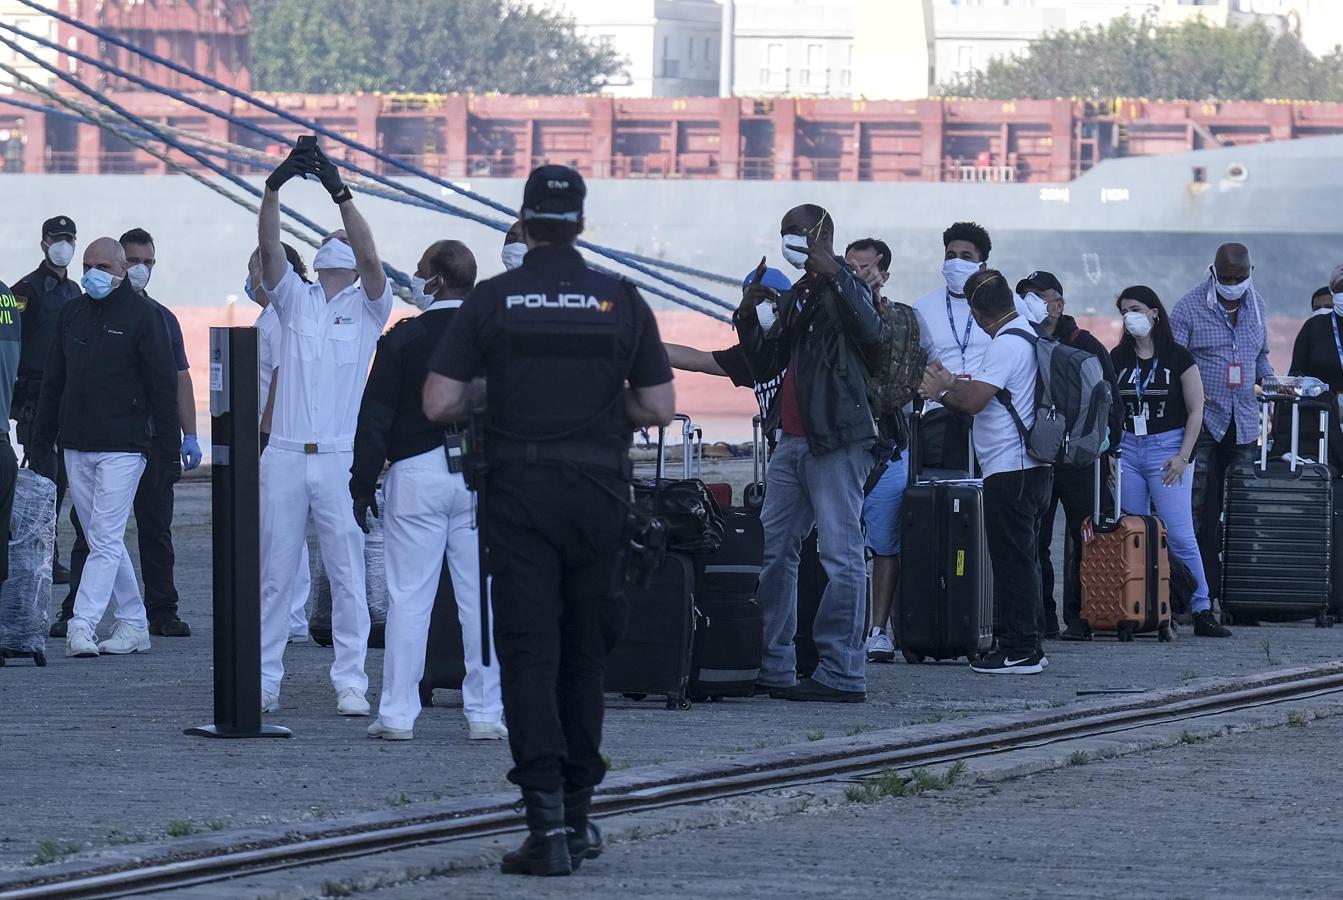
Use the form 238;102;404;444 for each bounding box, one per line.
1015;271;1123;640
30;237;178;659
350;239;504;743
735;204;881;703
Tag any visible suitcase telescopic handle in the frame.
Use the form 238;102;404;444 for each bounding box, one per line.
1094;449;1122;526
1258;395;1328;474
752;414;765;483
656;413;696;481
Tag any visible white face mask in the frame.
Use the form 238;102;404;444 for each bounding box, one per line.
1123;311;1154;339
46;239;75;268
756;301;778;332
501;243;527;271
1020;292;1048;324
314;238;357;272
127;263;151;293
410;274;439;311
781;234;809;270
942;257;981;296
1211;265;1251;302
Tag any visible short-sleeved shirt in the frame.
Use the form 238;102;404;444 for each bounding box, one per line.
429;244;670;450
263;263;393;449
972;321;1046;479
0;281;21;422
144;294;189;372
914;286;991;413
254;304;283;421
712;344;784;421
1110;342;1196;436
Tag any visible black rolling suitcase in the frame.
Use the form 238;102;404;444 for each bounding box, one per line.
794;530;825;677
898;412;994;663
418;564;467;708
1222;396;1334;626
605;551;696;709
690;498;765;698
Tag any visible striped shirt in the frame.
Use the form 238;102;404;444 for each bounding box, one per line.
1170;276;1272;444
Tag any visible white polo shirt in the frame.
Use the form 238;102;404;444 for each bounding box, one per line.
264;263;392;451
972;321;1047;479
255;304;282;420
913;286;993;413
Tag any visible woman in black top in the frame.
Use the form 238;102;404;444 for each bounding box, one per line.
1274;286;1343;472
1111;286;1228;636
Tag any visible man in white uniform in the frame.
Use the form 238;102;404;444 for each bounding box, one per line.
257;142;393;715
246;244;315;643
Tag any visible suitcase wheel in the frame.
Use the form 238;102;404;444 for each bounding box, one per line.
623;693;648;702
1117;624;1136;643
1158;624;1173;643
900;649;925;665
1316;612;1333;629
665;697;692;711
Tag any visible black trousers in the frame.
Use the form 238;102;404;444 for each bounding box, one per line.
62;455;182;624
1190;427;1256;603
485;463;627;793
0;437;18;583
1038;461;1112;632
984;466;1053;656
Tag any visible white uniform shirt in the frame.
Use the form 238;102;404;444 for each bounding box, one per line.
255;304;282;421
913;286;992;413
972;321;1047;479
264;263;392;449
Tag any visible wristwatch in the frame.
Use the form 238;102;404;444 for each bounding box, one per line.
938;388;951;401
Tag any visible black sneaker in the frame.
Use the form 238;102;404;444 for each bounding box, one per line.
781;676;866;703
148;618;192;637
48;614;71;639
970;649;1047;675
753;681;795;699
1192;610;1232;638
1059;621;1092;642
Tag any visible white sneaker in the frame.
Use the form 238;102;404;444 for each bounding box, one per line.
261;691;280;713
366;718;413;741
336;688;371;717
65;622;99;658
468;720;509;741
865;627;896;663
97;622;151;655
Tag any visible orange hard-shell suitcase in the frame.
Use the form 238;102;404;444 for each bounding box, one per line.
1078;454;1173;642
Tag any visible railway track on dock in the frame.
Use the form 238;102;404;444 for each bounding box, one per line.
6;661;1343;900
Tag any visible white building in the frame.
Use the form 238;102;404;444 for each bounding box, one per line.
551;0;724;97
0;0;62;94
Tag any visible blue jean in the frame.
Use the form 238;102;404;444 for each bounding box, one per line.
862;453;909;557
757;434;871;692
1119;429;1211;613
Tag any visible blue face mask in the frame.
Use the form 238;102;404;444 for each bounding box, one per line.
81;268;120;300
243;275;257;303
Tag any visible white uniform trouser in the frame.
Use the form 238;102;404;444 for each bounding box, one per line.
289;541;312;636
379;448;501;731
260;447;368;698
65;450;148;632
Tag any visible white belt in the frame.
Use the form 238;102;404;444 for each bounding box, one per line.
267;436;354;454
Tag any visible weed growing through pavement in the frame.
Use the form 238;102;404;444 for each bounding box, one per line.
846;724;866;737
166;820;195;838
1261;639;1280;666
844;761;968;803
321;879;356;898
30;839;79;866
107;830;147;845
207;820;226;832
1287;710;1310;727
806;729;825;742
388;793;412;808
1069;750;1090;766
1180;670;1199;683
753;738;769;749
1180;730;1210;745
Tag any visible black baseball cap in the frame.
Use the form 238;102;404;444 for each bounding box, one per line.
521;165;585;222
1017;270;1063;296
42;215;76;239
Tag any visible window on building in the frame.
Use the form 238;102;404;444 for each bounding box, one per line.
800;68;810;86
807;43;822;68
688;38;695;62
958;45;975;70
704;37;712;64
767;42;783;67
841;69;851;87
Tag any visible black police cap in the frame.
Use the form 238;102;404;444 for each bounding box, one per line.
1017;270;1063;296
521;165;585;223
42;215;76;239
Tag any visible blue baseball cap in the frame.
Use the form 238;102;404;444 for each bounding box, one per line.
741;266;792;292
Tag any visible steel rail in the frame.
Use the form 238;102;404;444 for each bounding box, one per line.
5;664;1343;900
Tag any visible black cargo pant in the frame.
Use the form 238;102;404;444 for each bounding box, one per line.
485;463;627;793
1038;460;1113;633
1190;427;1256;605
984;466;1053;656
62;455;182;624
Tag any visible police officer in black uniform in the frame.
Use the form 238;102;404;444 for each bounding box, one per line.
11;214;81;598
424;166;675;877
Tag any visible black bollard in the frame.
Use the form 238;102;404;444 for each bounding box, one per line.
186;327;290;739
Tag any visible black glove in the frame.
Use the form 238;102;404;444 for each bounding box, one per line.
264;144;314;192
353;492;379;534
306;146;352;204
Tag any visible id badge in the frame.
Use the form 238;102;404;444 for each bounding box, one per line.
1132;413;1149;437
1226;363;1244;388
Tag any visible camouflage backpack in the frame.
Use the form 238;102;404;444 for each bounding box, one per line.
867;301;927;421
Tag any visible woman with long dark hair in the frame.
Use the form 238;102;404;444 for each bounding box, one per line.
1111;286;1230;637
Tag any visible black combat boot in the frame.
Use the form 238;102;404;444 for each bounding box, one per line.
499;788;572;877
565;786;603;870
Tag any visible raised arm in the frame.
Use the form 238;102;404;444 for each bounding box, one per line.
259;144;310;292
338;199;387;301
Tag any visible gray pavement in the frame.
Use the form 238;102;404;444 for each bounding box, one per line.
3;480;1343;875
366;714;1343;900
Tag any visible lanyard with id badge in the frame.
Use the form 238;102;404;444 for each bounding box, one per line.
1132;357;1158;436
1215;300;1245;389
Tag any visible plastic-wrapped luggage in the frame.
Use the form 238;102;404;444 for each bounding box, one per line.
0;470;56;667
310;487;389;649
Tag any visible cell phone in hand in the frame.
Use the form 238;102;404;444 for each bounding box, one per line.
296;135;317;151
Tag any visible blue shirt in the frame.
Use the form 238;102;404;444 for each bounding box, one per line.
144;294;189;372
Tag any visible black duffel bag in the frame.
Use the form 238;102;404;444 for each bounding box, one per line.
633;477;726;555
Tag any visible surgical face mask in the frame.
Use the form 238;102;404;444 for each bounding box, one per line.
410;274;439;311
756;300;778;332
313;238;357;272
501;243;527;271
46;239;75;268
1123;311;1154;339
1020;292;1048;324
243;275;257;303
1334;293;1343;316
1211;266;1251;302
127;263;151;293
781;234;809;270
81;268;120;300
942;257;981;296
